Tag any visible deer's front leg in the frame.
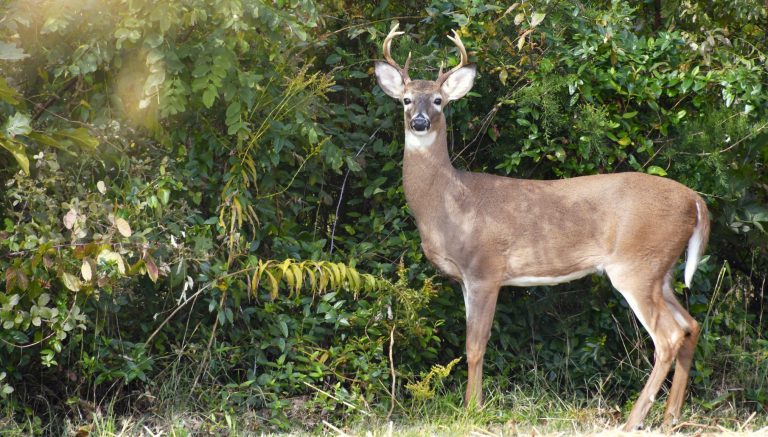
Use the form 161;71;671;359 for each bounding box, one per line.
462;279;501;407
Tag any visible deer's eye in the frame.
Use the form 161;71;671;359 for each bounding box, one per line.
433;98;442;105
403;98;412;105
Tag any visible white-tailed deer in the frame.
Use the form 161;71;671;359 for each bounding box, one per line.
374;24;710;430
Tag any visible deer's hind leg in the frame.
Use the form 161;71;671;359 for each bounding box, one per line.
661;271;700;426
606;264;689;431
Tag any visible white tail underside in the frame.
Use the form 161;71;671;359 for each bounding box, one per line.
684;202;704;288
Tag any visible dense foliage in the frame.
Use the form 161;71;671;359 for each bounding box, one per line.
1;0;767;433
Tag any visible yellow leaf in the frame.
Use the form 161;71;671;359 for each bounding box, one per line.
283;267;295;295
61;272;81;292
337;263;348;285
278;259;292;276
518;29;533;51
306;267;317;292
329;263;341;287
250;269;260;294
348;267;361;291
265;270;279;300
290;263;303;294
81;259;92;281
319;265;330;292
115;217;132;237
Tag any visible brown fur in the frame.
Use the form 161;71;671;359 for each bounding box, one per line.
376;32;710;430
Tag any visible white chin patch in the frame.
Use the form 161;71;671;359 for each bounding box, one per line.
405;130;436;151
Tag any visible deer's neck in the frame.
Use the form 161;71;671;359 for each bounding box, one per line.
402;126;459;220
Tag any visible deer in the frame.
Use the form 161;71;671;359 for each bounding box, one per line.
374;24;710;431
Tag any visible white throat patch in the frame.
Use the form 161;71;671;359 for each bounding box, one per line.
405;130;436;152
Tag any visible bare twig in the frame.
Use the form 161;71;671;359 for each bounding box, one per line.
303;381;371;416
387;324;396;420
329;127;380;254
322;420;352;436
190;290;226;395
670;420;725;433
31;77;79;122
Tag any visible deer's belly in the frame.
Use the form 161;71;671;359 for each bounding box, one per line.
502;267;599;287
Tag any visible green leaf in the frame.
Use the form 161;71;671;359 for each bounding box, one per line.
345;156;362;173
530;12;546;27
0;77;20;104
0;138;30;175
55;128;99;149
157;188;170;205
0;42;30;61
202;86;217;108
4;112;31;137
97;250;126;275
646;165;668;177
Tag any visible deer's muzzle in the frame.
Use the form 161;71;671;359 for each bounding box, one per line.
410;116;430;132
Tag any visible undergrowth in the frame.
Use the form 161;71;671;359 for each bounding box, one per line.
3;374;767;436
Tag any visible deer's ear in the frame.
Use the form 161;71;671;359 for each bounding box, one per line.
375;61;405;98
441;65;476;101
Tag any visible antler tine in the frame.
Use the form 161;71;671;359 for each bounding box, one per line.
437;29;470;84
382;24;411;81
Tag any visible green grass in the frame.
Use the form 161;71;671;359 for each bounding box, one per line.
4;379;764;436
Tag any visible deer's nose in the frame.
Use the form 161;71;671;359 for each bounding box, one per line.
410;116;430;132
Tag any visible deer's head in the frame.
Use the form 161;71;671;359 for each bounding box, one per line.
375;25;476;144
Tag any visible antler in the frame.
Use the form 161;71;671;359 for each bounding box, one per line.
382;23;411;82
436;29;469;85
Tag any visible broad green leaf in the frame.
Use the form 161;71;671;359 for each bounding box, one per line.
647;165;668;177
157;188;170;205
4;112;31;137
38;293;50;306
202;87;217;108
0;42;30;60
55;128;99;149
